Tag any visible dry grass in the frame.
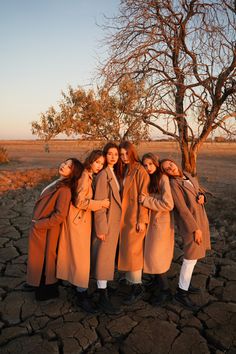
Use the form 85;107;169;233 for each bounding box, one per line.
0;140;235;196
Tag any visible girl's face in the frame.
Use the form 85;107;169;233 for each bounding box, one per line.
143;158;157;175
162;160;180;176
90;156;105;174
120;148;130;164
106;148;119;167
58;159;73;178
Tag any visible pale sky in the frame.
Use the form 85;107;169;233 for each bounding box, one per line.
0;0;120;139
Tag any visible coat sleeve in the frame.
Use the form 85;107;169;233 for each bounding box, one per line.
75;172;103;211
94;172;109;235
170;179;199;234
34;187;71;229
143;175;174;211
137;166;149;224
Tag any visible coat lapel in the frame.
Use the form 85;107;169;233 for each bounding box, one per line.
106;167;122;207
122;163;139;199
36;182;59;204
181;172;198;196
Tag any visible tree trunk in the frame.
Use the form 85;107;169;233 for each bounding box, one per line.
180;142;197;175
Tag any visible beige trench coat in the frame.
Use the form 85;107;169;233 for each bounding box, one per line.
92;167;122;280
57;170;103;288
27;183;71;286
170;172;211;260
142;174;174;274
118;163;149;272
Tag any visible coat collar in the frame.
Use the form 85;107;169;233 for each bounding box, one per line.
174;172;199;196
36;180;59;203
105;167;122;206
122;162;140;198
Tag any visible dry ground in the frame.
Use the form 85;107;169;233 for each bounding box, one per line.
0;140;236;353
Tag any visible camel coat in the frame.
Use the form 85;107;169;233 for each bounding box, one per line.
143;174;175;274
56;170;103;288
27;182;71;286
118;163;149;272
170;172;211;260
92;167;122;280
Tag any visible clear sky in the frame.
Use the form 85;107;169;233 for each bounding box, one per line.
0;0;120;139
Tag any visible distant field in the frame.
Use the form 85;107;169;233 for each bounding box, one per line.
0;140;235;195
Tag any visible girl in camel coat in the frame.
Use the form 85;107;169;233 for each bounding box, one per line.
139;153;174;306
92;142;122;314
56;150;110;313
27;158;83;301
118;141;149;305
160;158;211;311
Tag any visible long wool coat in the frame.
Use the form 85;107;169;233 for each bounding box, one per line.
56;170;103;288
27;182;71;286
118;163;150;272
170;172;211;260
92;167;122;280
142;174;174;274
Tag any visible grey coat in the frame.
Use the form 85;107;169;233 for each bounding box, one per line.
92;167;122;280
170;172;211;260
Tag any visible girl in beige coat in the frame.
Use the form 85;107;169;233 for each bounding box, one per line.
118;141;149;304
92;142;122;314
160;158;211;311
57;150;110;313
27;158;83;301
139;153;174;306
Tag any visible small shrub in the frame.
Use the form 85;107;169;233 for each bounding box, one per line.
0;146;9;164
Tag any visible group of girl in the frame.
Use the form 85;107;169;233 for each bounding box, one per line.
26;141;211;313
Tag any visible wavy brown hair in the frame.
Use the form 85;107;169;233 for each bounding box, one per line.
142;153;162;193
83;150;105;171
57;158;84;206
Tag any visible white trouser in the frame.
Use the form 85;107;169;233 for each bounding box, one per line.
179;259;197;291
125;270;142;284
97;280;108;289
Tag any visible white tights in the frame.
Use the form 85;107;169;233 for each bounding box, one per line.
179;259;197;291
97;280;107;289
125;270;142;284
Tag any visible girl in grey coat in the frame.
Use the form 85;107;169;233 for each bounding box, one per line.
160;159;211;311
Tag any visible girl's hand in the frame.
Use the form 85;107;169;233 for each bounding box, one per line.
102;199;110;209
136;223;145;233
97;234;106;241
197;194;205;205
194;229;202;245
139;194;145;204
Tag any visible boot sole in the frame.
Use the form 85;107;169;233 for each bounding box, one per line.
173;297;199;312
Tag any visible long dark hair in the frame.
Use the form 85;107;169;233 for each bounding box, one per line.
142;153;162;193
159;158;183;178
58;158;84;206
119;141;140;177
83;150;105;171
103;142;121;178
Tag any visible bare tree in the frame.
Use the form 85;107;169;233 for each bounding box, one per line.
100;0;236;174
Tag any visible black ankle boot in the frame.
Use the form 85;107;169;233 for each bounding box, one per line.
98;289;121;315
123;283;145;305
35;282;59;301
77;291;98;314
174;287;199;311
188;284;201;294
152;288;172;306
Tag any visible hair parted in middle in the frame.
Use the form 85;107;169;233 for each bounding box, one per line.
119;141;140;177
142;153;162;194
